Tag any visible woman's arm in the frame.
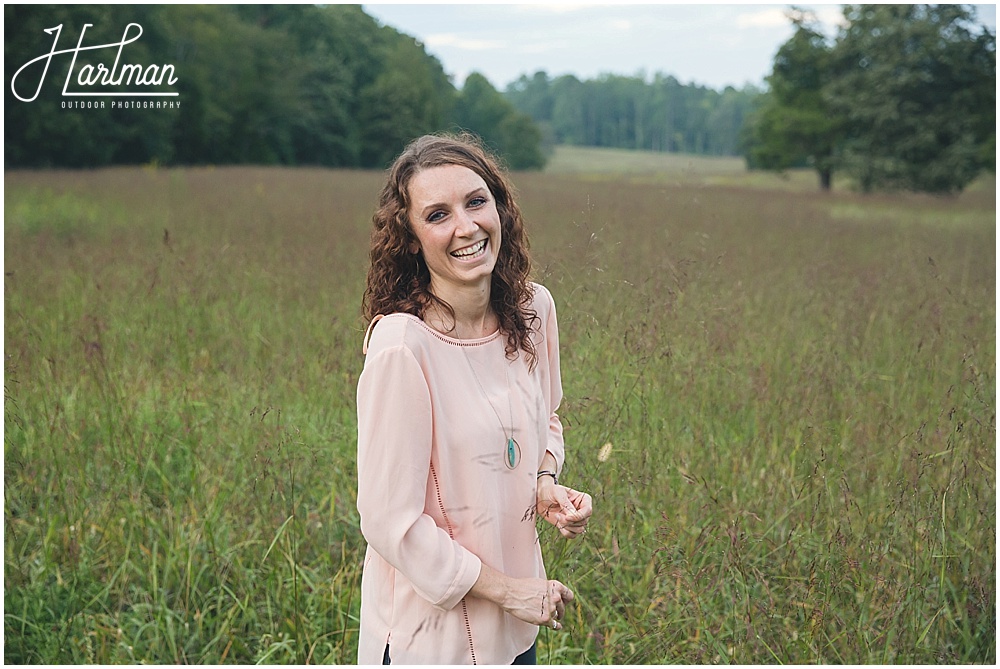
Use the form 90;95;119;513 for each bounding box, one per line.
356;341;481;610
535;285;593;538
538;284;566;473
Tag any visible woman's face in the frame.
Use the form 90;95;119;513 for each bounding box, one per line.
406;164;502;296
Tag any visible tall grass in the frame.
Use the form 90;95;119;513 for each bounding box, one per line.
4;158;994;663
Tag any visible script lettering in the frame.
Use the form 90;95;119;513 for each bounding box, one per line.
11;22;179;102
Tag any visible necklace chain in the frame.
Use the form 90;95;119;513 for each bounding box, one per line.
461;347;520;469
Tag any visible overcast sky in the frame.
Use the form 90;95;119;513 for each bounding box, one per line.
362;2;997;91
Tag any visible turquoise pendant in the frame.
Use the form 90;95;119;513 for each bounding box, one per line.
505;437;520;469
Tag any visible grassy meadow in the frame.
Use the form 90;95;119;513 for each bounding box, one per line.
4;148;995;663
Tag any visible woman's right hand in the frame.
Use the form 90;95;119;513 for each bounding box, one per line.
502;577;574;630
470;564;574;630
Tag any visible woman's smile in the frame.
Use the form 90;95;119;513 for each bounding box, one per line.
451;238;488;260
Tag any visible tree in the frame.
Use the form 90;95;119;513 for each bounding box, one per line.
827;4;995;193
742;11;840;190
548;75;588;145
453;73;545;170
357;32;455;168
506;71;555;122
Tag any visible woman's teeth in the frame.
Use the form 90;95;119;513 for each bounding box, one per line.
451;239;486;258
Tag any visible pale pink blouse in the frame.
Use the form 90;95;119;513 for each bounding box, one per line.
356;283;565;665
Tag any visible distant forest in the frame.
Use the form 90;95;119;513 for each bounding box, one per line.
504;71;758;157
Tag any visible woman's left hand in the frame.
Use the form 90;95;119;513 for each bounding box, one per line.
536;480;592;539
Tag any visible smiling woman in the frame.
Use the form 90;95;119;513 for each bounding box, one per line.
405;164;502;333
355;133;594;665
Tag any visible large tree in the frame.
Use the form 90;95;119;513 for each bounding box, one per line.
743;11;840;190
453;73;545;170
827;4;995;193
745;4;995;193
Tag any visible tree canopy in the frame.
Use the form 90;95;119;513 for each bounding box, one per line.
743;4;995;193
453;73;545;170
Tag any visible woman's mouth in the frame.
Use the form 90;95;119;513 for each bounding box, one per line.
450;239;487;260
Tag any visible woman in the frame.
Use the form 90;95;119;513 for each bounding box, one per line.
356;133;593;665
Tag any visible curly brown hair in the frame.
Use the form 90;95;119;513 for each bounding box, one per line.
363;132;538;364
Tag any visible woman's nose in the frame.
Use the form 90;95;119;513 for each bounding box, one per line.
455;209;479;236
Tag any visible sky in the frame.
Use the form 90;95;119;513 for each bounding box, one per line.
361;2;998;92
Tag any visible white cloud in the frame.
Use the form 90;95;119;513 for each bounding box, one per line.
512;3;590;15
424;34;506;50
736;8;789;30
518;39;572;54
611;19;631;31
814;6;848;29
736;6;847;35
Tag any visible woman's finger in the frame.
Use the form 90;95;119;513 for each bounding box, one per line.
559;518;588;538
567;489;593;517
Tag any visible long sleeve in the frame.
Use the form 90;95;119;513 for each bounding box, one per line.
356;341;482;611
536;284;566;474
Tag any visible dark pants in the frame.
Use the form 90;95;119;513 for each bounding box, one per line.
383;642;536;665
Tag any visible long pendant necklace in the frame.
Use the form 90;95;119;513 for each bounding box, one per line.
462;347;520;469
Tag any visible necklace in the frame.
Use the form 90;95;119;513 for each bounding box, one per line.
462;346;520;469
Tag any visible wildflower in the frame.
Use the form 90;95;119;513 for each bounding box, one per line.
598;442;613;462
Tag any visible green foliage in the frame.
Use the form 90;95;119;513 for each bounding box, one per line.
745;4;995;193
506;71;760;157
4;162;995;663
357;34;455;168
828;4;996;193
4;5;544;170
453;73;545;170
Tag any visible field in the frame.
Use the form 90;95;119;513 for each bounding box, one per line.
4;148;995;663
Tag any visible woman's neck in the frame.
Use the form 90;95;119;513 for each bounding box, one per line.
425;280;497;339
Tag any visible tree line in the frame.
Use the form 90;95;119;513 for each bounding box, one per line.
504;71;759;157
6;4;994;193
742;4;995;193
4;4;544;170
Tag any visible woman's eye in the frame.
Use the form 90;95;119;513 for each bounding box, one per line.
427;210;446;223
469;196;487;208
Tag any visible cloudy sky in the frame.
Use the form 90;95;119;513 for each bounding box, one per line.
362;2;997;91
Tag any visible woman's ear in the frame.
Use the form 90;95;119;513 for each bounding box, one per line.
409;243;420;255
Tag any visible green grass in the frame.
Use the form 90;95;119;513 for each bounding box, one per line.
544;144;997;194
545;145;747;175
4;160;995;663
